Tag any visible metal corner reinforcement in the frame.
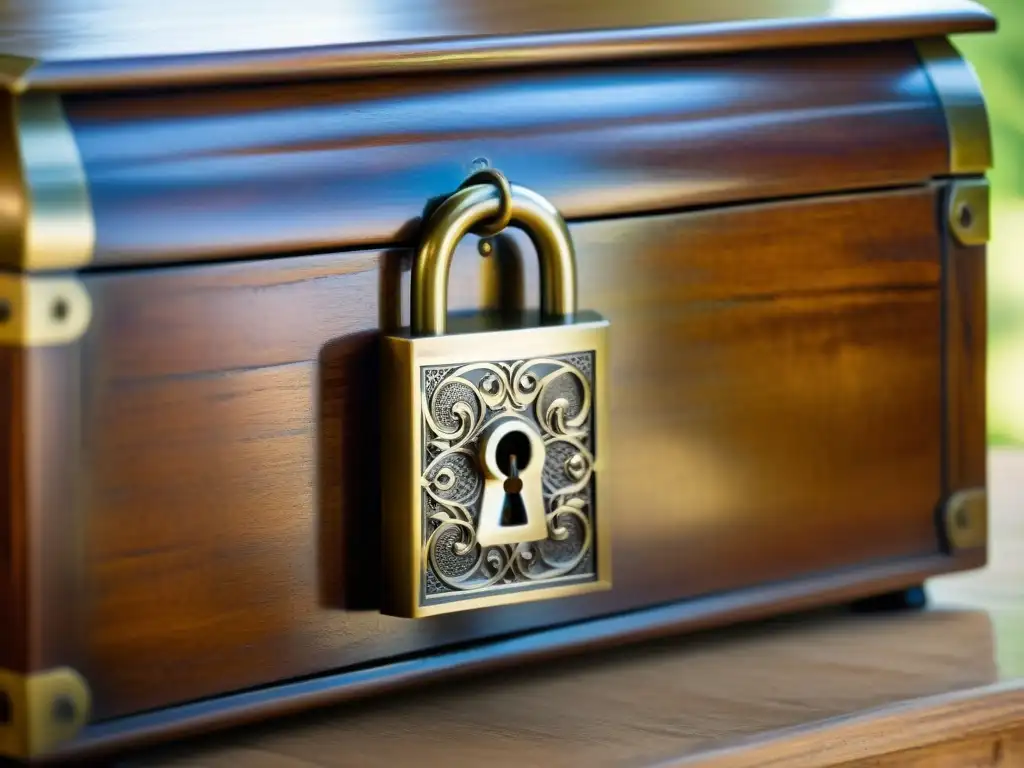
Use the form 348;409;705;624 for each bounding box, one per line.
0;667;92;759
914;37;993;176
0;55;38;94
948;178;990;246
0;74;95;271
0;273;92;346
943;488;988;552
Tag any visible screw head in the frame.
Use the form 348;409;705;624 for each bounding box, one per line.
478;239;493;257
51;694;76;724
957;203;974;230
955;506;970;530
51;297;69;322
565;453;588;481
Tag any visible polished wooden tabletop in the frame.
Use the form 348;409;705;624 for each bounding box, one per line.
120;450;1024;768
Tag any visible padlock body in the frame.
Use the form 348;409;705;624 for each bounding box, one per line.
381;311;611;618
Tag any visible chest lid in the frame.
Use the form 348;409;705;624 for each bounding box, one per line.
0;0;996;271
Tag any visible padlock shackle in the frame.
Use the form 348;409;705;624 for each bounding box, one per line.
411;182;578;336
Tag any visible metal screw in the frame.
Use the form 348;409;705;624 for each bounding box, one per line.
957;203;973;230
955;507;970;530
51;297;69;322
51;695;76;724
478;239;493;257
565;453;587;480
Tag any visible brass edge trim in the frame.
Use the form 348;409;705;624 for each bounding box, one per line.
2;70;95;272
14;92;96;270
948;177;990;245
943;488;987;551
0;273;92;346
915;37;993;176
0;667;92;759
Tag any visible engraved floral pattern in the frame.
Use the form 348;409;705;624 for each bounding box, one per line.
420;353;597;600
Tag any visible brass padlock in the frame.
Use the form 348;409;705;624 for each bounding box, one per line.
380;171;611;618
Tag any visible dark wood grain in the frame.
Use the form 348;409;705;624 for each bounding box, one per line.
11;183;951;733
30;347;88;676
0;347;26;673
0;0;994;91
0;347;86;676
58;42;950;269
942;231;987;499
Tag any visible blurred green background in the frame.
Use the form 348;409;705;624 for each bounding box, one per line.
954;1;1024;446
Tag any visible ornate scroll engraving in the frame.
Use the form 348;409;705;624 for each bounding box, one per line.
420;352;597;602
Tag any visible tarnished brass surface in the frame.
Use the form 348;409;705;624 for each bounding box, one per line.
948;178;990;246
943;488;987;552
0;89;94;271
915;37;993;176
0;667;91;759
0;273;92;346
382;318;611;618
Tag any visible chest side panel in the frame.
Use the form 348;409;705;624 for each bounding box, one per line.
58;185;947;720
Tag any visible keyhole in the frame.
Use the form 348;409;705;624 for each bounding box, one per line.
495;430;532;476
499;454;529;527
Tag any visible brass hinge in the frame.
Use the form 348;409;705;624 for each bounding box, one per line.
0;273;92;347
942;488;988;552
0;667;91;759
948;178;990;247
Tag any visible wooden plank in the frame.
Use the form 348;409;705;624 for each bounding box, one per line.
943;235;988;498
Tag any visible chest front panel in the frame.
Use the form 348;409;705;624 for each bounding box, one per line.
39;186;947;720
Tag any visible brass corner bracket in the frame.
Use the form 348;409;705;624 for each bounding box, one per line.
0;273;92;346
914;37;992;176
0;667;91;759
942;488;988;552
1;88;95;271
948;178;990;246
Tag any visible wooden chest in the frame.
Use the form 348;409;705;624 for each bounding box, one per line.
0;1;996;762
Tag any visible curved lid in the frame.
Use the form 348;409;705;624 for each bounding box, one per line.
0;0;996;92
